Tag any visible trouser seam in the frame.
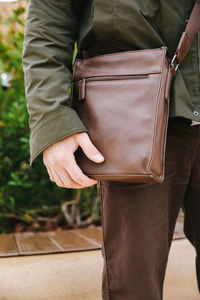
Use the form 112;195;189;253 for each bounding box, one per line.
191;127;200;167
99;180;110;300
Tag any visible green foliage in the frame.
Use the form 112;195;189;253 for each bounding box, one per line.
0;6;100;233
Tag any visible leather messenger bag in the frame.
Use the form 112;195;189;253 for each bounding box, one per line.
71;1;200;183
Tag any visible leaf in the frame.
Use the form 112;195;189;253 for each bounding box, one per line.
10;172;19;181
8;181;17;186
0;122;7;127
24;213;33;221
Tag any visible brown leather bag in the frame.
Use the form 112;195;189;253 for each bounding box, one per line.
72;1;200;183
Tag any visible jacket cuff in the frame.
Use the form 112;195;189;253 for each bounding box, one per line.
29;107;87;166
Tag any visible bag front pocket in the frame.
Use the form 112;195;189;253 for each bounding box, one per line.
76;74;149;101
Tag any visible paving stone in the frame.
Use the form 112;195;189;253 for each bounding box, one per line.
73;225;102;246
0;234;18;257
15;232;59;255
47;229;101;252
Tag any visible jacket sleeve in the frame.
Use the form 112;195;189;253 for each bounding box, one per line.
22;0;87;166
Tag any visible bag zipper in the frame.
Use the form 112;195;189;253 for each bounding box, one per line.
77;74;148;101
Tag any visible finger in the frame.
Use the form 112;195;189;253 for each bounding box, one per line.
52;170;66;187
77;133;105;163
65;155;98;186
46;166;55;182
55;167;94;189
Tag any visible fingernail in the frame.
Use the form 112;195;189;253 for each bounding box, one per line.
94;153;104;161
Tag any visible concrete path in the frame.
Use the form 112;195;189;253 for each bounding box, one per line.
0;239;199;299
164;238;199;300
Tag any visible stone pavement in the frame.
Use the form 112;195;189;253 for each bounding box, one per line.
0;238;199;300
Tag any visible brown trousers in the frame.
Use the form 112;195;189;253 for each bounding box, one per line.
97;117;200;300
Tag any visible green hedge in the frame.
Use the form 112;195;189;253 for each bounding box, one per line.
0;6;100;233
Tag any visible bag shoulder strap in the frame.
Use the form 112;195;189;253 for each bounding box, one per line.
174;0;200;68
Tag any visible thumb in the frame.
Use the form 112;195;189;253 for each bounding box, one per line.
77;133;105;163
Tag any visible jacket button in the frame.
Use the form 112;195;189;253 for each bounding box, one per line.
193;111;199;116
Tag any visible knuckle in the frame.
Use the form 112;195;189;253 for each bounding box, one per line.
56;182;64;188
65;183;73;189
63;154;73;164
56;153;66;163
61;179;72;188
48;154;71;166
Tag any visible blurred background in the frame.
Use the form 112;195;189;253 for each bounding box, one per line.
0;0;100;234
0;3;199;300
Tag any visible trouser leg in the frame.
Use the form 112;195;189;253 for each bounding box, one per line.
182;124;200;292
98;117;194;300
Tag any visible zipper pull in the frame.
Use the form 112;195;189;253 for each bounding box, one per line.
78;78;86;101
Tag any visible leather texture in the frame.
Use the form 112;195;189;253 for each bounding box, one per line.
71;0;199;183
176;0;200;64
72;47;170;183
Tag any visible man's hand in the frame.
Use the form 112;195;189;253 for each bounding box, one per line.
43;132;104;189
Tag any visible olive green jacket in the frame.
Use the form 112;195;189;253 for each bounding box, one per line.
22;0;199;165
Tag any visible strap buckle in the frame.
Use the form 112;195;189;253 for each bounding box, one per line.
171;53;179;71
